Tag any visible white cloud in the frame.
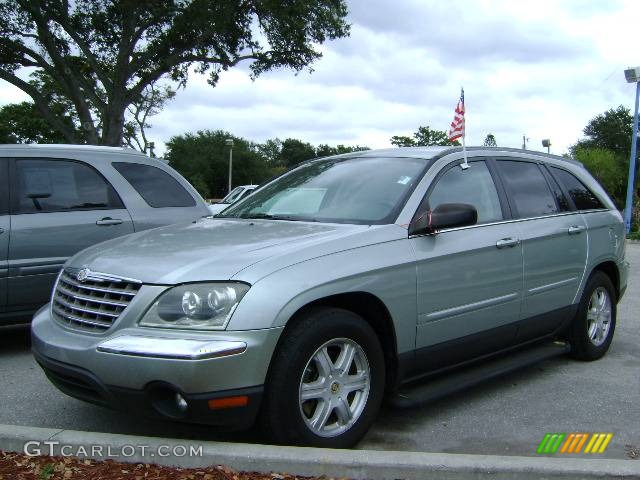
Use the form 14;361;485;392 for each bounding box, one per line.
1;0;638;156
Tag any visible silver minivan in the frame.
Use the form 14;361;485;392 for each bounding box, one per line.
32;147;628;448
0;145;210;325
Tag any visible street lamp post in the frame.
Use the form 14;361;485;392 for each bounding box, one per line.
225;138;234;194
623;67;640;234
542;139;551;154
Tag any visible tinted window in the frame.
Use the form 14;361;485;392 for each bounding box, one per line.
428;161;503;224
543;170;572;212
550;167;605;210
0;159;8;215
497;161;557;218
113;163;195;208
14;159;123;214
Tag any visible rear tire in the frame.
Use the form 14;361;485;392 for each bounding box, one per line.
260;307;385;448
569;271;616;361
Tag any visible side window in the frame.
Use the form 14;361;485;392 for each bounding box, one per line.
543;170;572;212
14;159;123;214
497;161;558;218
0;159;8;215
112;163;196;208
550;167;605;211
428;161;503;224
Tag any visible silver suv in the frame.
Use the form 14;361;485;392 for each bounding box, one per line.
0;145;210;325
32;147;628;448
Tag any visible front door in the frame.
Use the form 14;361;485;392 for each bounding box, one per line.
411;159;523;372
7;158;135;315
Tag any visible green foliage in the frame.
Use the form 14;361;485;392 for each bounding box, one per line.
483;133;497;147
279;138;317;168
0;101;76;143
573;147;626;209
0;0;350;146
390;126;460;147
166;130;270;199
572;106;634;156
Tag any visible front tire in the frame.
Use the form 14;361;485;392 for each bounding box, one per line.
569;271;616;361
261;307;385;448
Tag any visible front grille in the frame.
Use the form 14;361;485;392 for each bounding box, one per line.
52;269;141;332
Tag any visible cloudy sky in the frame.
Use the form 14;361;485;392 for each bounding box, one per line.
0;0;638;156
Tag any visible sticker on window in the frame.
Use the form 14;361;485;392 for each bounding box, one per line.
397;176;412;185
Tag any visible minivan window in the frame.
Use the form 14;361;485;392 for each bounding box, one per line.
14;159;123;214
220;157;428;224
428;161;503;224
0;159;8;215
113;163;196;208
497;160;558;218
550;167;605;211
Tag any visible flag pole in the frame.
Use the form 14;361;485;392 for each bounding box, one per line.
460;86;468;170
461;132;469;170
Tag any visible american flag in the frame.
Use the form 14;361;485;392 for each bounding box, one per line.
448;88;465;142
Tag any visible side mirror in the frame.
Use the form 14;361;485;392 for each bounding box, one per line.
410;203;478;235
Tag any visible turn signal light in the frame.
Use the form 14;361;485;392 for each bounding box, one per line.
208;395;249;409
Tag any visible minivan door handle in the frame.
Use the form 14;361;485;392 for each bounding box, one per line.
0;227;4;234
568;225;586;235
96;217;123;226
496;237;520;249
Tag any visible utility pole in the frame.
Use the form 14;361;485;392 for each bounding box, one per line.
623;67;640;233
226;138;234;194
522;135;529;150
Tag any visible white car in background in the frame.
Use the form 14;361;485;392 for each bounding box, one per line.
208;185;258;215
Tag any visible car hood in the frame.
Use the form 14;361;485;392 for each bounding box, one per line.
67;218;379;284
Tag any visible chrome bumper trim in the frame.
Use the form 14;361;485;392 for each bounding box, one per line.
96;336;247;360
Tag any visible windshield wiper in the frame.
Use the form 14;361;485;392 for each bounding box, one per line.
237;213;313;221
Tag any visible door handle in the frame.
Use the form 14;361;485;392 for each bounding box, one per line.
0;227;4;234
568;225;586;235
496;237;520;249
96;218;123;226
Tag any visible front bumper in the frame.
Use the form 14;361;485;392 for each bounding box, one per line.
34;351;263;428
31;305;283;428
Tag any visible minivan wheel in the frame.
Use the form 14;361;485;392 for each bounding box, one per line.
260;307;385;448
569;271;616;361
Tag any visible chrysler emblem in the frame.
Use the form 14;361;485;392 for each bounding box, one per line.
76;268;90;282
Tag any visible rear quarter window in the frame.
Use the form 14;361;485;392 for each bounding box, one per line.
112;162;196;208
549;167;605;211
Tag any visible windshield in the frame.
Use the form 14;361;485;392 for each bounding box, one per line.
220;186;245;204
218;156;428;224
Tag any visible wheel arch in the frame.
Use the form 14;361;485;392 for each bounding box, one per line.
268;291;400;393
589;260;620;301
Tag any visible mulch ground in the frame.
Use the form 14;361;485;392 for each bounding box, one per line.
0;451;343;480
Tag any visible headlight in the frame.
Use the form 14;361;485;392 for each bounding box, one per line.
140;283;250;330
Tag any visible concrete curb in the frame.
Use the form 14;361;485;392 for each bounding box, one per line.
0;424;639;479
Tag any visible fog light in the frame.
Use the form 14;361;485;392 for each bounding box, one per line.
175;392;188;412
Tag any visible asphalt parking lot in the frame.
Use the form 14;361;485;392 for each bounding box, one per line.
1;244;638;460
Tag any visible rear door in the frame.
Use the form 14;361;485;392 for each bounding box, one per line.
0;158;9;316
495;159;587;341
7;158;135;314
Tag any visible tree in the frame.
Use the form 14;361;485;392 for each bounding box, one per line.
573;106;634;156
278;138;317;168
166;130;270;199
390;126;460;147
316;143;370;157
483;133;497;147
573;147;626;209
0;0;350;147
0;101;77;143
